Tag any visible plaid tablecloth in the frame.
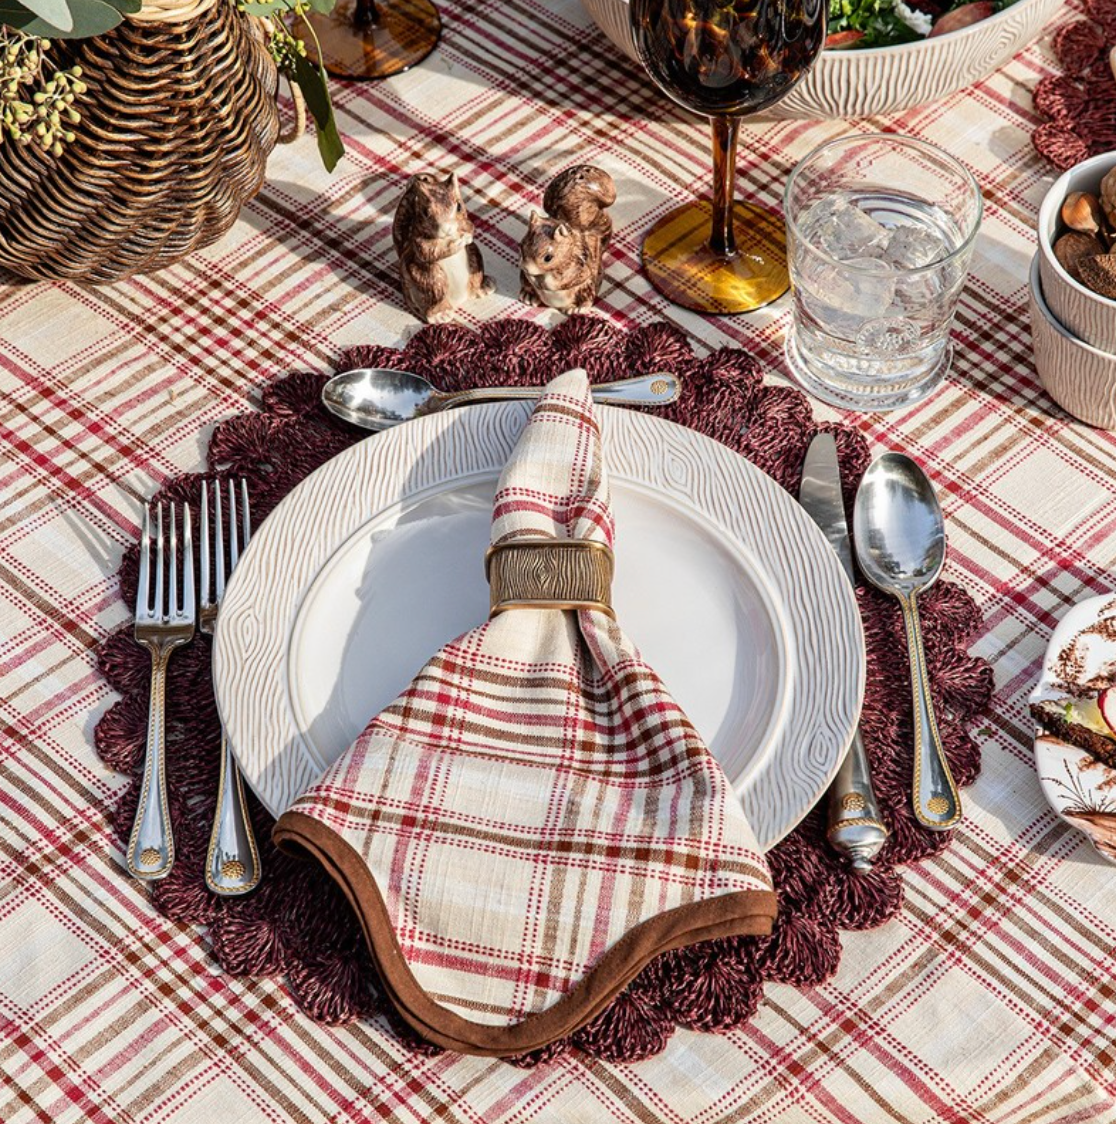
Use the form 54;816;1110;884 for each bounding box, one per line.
2;1;1114;1120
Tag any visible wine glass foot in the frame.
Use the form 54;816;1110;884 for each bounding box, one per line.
641;199;789;314
295;0;441;80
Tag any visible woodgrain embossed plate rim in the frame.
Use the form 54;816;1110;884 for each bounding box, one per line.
213;403;866;849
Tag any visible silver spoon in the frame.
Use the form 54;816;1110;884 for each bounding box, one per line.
853;453;961;832
322;367;682;431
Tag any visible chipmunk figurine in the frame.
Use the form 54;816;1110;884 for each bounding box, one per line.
543;164;616;247
520;165;615;313
392;171;495;324
519;213;603;314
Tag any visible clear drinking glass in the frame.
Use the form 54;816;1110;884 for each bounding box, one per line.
784;135;983;411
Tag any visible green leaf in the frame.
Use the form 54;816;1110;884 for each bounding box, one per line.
238;1;278;14
0;4;37;29
302;0;337;14
101;0;141;14
19;0;73;32
292;50;343;172
2;0;125;36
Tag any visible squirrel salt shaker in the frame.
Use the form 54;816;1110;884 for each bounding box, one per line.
393;172;495;324
520;165;615;313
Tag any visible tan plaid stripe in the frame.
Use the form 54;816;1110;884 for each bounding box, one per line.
2;0;1115;1117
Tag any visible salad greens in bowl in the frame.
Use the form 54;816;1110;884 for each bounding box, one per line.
827;0;1022;50
581;0;1059;119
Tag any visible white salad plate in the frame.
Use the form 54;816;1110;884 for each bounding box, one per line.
213;402;865;849
1031;594;1116;866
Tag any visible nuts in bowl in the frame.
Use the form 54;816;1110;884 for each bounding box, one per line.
1054;179;1116;298
1038;152;1116;355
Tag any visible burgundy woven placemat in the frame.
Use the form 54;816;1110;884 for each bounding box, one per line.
1033;0;1116;169
94;317;993;1065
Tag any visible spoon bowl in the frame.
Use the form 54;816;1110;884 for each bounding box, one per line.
323;368;440;430
853;454;946;598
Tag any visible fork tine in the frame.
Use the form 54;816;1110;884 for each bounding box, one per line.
169;505;178;620
154;504;165;620
137;504;151;619
182;505;195;620
240;479;251;548
200;481;210;610
215;481;225;601
227;480;239;572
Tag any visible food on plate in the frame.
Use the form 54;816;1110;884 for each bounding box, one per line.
825;0;1016;50
1031;688;1116;769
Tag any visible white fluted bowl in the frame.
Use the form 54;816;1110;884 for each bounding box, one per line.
584;0;1060;119
1029;254;1116;429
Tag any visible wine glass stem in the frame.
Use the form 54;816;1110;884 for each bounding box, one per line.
353;0;380;30
710;115;741;259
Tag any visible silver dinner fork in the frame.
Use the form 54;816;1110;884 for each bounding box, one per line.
127;503;195;881
200;479;261;896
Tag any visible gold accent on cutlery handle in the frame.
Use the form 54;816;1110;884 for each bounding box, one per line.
901;593;962;830
126;646;177;881
205;731;261;896
826;727;889;873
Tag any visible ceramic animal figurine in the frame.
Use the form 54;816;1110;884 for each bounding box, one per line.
520;165;615;313
392;172;495;324
519;213;604;314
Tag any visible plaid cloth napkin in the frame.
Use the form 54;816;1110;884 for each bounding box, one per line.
274;370;777;1056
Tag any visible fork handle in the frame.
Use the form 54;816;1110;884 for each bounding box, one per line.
205;733;261;896
126;648;175;881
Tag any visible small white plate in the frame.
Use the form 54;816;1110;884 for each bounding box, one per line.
213;403;865;849
1030;594;1116;865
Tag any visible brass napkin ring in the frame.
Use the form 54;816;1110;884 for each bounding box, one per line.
485;540;614;618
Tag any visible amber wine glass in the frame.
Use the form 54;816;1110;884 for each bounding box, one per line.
294;0;440;81
631;0;825;313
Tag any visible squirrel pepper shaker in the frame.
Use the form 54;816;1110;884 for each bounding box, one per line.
519;165;615;313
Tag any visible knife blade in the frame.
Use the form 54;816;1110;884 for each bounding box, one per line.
799;433;889;874
799;433;855;584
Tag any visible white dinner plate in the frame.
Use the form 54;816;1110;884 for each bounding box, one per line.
1031;594;1116;865
213;403;865;849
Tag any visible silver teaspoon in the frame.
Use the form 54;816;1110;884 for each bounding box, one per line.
853;453;961;831
322;367;681;431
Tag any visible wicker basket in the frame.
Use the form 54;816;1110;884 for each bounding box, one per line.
0;0;285;283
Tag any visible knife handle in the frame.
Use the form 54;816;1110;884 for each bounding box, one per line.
826;728;889;873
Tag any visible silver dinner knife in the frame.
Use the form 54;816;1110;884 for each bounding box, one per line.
799;433;889;874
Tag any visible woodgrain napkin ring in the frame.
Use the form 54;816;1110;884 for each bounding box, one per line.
485;540;615;619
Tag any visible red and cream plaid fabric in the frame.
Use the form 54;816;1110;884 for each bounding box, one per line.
2;0;1115;1119
274;369;776;1055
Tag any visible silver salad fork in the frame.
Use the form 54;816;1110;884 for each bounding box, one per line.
127;502;195;881
200;479;261;896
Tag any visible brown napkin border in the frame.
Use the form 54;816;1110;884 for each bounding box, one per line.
274;812;777;1057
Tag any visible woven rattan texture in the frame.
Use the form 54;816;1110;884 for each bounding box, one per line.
0;0;280;283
